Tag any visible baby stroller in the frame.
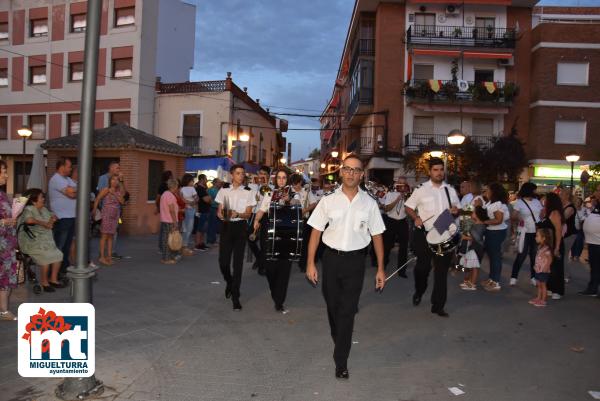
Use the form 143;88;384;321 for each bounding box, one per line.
16;222;42;295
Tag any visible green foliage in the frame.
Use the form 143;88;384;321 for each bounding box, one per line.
308;148;321;159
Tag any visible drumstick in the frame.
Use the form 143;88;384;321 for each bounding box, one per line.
384;257;417;282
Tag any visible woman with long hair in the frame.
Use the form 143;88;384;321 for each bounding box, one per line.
480;182;509;291
559;188;577;281
93;175;125;266
179;173;198;256
539;192;565;299
0;160;18;320
253;169;293;313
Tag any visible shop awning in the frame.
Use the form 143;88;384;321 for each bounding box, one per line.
413;49;461;57
463;51;512;59
185;156;234;172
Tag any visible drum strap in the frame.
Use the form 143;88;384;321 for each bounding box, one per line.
444;187;452;209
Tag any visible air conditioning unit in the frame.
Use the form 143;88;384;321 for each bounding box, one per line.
498;58;514;67
446;4;459;15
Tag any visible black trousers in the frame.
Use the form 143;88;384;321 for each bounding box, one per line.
511;232;537;279
321;247;366;369
218;221;247;300
412;227;451;312
548;240;565;296
247;215;265;268
298;219;310;269
383;217;409;269
265;259;292;307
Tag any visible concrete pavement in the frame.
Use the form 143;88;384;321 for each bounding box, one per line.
1;236;599;401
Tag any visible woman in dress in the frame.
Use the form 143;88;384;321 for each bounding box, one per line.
0;160;18;321
18;188;65;292
92;175;125;266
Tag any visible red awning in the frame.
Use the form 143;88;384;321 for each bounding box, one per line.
413;49;461;57
463;51;513;59
407;0;510;5
330;92;340;109
322;129;334;142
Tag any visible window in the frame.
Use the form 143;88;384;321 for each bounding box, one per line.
250;145;258;162
110;111;130;126
147;160;164;201
112;57;132;78
0;22;8;40
472;118;494;136
69;62;84;81
0;116;7;139
30;18;48;37
29;65;46;84
475;17;495;29
413;116;434;133
261;149;267;164
555;120;586;144
182;114;201;137
474;70;494;83
29;115;46;139
557;63;589;86
414;64;434;81
0;68;7;87
415;13;435;26
114;6;135;27
68;114;80;135
71;13;86;33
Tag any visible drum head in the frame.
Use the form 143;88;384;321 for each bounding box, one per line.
426;223;458;245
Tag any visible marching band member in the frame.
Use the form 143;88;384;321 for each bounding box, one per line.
404;157;460;317
248;166;272;275
306;155;386;380
383;177;410;278
253;168;293;313
215;164;257;311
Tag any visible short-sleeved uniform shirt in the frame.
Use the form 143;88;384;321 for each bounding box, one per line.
307;187;386;252
404;180;460;232
384;191;406;220
215;185;257;222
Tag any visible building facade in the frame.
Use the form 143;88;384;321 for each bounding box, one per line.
321;0;600;186
0;0;195;195
154;74;287;173
289;157;320;179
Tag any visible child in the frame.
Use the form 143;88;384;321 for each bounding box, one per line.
459;208;486;290
529;227;554;307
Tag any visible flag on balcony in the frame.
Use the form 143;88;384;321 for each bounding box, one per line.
483;81;497;94
429;79;442;93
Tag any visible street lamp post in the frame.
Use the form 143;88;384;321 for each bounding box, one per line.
565;151;580;190
447;129;465;183
17;126;32;195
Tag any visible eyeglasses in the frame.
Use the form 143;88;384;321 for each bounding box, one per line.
341;166;364;175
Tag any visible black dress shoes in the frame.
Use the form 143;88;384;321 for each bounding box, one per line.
225;283;232;299
232;299;242;311
412;293;422;306
432;309;449;317
335;367;349;380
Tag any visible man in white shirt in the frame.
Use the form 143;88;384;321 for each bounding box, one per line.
405;158;460;317
306;155;386;380
215;164;257;311
247;166;271;275
459;181;474;209
383;178;410;278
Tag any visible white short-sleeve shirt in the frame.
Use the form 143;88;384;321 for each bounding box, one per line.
307;187;386;251
384;191;406;220
404;180;460;231
513;198;543;233
215;185;257;221
485;201;508;230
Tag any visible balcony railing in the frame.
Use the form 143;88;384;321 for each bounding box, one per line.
407;25;516;48
359;136;374;156
177;136;201;154
404;132;496;152
404;79;518;105
347;87;374;120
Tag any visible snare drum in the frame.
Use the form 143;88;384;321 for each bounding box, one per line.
265;204;304;261
426;224;460;256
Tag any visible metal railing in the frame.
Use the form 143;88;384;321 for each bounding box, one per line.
347;87;374;120
407;25;516;48
404;79;517;104
177;136;201;154
404;132;496;151
359;136;374;155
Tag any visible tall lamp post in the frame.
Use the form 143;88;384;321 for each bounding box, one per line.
565;151;580;190
447;129;465;182
17;126;32;195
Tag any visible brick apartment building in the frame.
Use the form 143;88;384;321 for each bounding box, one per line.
321;0;599;187
0;0;196;195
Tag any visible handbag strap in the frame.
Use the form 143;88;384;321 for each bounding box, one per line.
522;199;537;223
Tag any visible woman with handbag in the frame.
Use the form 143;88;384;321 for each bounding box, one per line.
159;179;181;264
93;175;125;266
538;192;565;300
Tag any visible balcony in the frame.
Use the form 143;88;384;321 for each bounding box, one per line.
359;136;374;156
404;132;496;153
177;136;201;154
404;80;518;106
407;25;516;49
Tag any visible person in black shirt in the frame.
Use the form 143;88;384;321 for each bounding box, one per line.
194;174;212;251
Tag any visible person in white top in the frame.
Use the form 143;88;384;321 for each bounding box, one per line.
306;155;385;379
579;187;600;296
247;166;272;275
215;164;257;311
383;177;410;278
509;182;542;286
405;157;460;317
179;174;199;255
459;181;474;209
479;182;509;291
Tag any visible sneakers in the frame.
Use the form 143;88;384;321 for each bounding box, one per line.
460;281;477;291
530;278;537;286
484;281;501;292
547;290;553;296
577;290;598;297
551;293;562;300
510;278;517;286
0;311;17;321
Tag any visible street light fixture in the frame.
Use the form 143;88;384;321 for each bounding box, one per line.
565;151;580;189
280;157;287;164
17;126;33;195
331;150;339;158
447;129;465;145
239;132;250;142
429;150;443;158
320;162;326;169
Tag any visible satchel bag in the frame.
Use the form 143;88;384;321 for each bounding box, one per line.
167;229;183;252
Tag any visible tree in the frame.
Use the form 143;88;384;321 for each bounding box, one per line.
481;125;528;187
308;148;321;159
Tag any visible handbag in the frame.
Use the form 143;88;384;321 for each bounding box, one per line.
167;229;183;251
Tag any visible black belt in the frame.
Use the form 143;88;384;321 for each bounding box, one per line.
325;245;367;256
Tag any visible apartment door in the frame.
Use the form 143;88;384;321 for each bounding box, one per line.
415;13;436;36
475;17;496;42
414;64;434;83
474;69;494;83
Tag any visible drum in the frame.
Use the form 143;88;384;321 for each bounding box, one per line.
426;224;460;256
265;204;303;261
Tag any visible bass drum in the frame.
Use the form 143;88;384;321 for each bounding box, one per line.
426;224;460;256
265;204;304;261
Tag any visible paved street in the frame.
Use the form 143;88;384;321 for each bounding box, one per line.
1;236;599;401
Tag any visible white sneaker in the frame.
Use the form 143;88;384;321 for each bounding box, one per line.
530;278;537;286
551;293;562;300
485;281;501;291
547;290;553;296
510;278;517;286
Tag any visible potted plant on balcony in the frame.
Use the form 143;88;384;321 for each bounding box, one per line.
453;27;462;38
486;25;494;39
403;81;416;98
503;82;518;102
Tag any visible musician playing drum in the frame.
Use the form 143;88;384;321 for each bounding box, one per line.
253;168;294;313
306;154;386;380
405;157;460;318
